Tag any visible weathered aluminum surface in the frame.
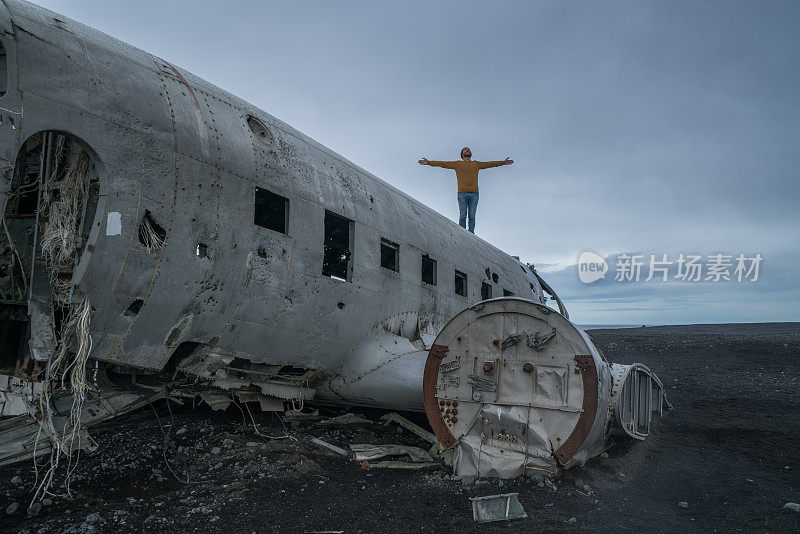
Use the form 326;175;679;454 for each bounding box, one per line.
423;298;614;477
0;0;668;476
0;0;546;413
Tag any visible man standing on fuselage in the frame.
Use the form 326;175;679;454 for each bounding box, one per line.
419;147;513;233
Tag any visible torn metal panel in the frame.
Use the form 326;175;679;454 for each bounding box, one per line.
315;413;372;425
310;437;348;457
380;412;438;444
0;385;163;466
198;390;232;411
369;461;440;469
470;493;527;523
0;374;42;416
423;298;665;478
350;444;435;463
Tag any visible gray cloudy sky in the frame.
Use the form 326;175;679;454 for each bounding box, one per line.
34;0;800;324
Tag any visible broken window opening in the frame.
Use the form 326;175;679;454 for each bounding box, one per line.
503;289;514;297
138;210;166;253
0;41;6;98
0;304;27;374
322;210;352;281
196;243;208;258
455;270;467;297
380;238;399;272
481;281;492;300
492;272;499;284
254;187;288;234
123;299;144;317
421;254;437;286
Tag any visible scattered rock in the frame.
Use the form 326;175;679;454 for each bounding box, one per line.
42;498;52;506
211;447;221;454
783;502;800;513
11;475;22;485
567;517;577;523
600;452;609;459
86;512;101;523
27;502;42;517
6;502;19;515
677;502;688;509
175;427;187;436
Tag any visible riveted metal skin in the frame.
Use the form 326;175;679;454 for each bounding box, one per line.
0;2;668;473
422;297;618;477
0;0;549;415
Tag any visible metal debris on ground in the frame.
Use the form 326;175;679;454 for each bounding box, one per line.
315;413;372;425
283;408;320;420
349;444;434;463
368;461;440;470
198;391;232;411
470;493;527;523
380;412;437;443
310;437;348;457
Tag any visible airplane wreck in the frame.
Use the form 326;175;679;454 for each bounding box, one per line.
0;0;667;490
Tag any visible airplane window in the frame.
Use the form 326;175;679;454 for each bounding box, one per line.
247;116;273;145
323;210;352;281
380;238;399;272
455;270;467;297
0;41;6;97
481;281;492;300
421;254;437;286
254;187;288;234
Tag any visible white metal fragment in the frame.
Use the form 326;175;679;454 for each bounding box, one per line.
105;211;121;235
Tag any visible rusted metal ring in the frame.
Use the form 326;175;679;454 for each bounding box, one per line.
554;354;598;464
422;344;457;448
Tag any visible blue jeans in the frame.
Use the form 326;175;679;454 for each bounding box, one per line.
457;192;479;233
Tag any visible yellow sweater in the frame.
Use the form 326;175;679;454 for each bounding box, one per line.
426;160;506;192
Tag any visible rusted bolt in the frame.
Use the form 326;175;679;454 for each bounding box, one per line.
483;361;494;372
440;407;444;412
451;409;458;415
492;339;500;347
452;401;458;407
446;400;451;406
439;400;445;406
523;363;534;374
451;417;458;423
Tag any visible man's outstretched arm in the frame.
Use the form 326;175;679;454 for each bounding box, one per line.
419;158;458;169
478;157;514;169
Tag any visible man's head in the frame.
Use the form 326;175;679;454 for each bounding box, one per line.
460;147;472;160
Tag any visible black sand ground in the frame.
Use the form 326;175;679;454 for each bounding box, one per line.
1;322;798;533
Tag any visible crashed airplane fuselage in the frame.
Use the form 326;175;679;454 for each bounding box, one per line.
0;0;665;478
